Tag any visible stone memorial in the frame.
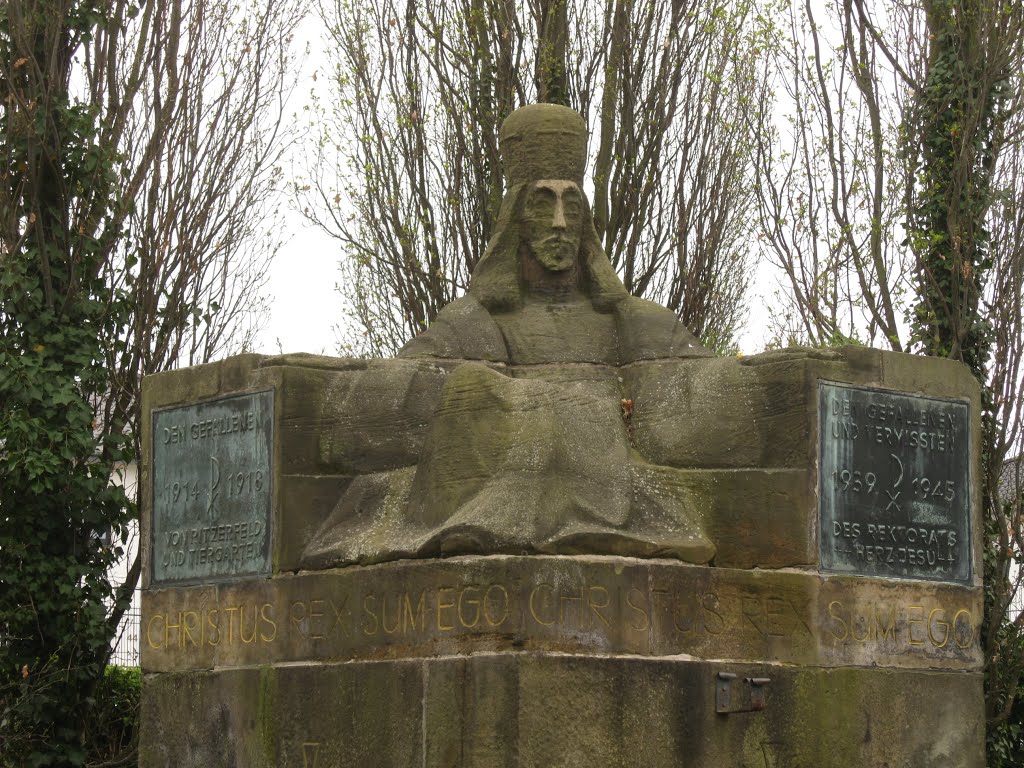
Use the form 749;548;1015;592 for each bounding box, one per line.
139;105;985;767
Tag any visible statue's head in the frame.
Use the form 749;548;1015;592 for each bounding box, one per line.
469;104;630;312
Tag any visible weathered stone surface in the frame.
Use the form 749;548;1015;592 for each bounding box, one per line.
880;348;982;402
140;663;424;768
399;103;710;376
140;656;984;767
141;556;982;674
614;296;713;362
257;352;371;371
627;347;981;476
626;356;814;469
398;296;511;362
638;465;813;569
314;359;449;473
255;358;449;476
493;299;621;365
302;363;715;566
139;345;983;581
499;103;588;187
274;473;352;572
142;355;265;412
301;467;418;568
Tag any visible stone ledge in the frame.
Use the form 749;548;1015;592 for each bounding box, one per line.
141;555;982;674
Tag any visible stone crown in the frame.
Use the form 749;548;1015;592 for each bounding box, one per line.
499;103;587;187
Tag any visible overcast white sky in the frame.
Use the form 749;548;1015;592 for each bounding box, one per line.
255;223;339;356
249;14;339;357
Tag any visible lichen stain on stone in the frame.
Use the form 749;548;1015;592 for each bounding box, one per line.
256;665;278;764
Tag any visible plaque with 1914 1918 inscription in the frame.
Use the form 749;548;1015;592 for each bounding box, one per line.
151;390;273;586
819;381;971;584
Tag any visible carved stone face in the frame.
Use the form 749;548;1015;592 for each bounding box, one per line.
522;180;584;273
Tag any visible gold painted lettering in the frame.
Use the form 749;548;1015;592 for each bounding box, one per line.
483;584;509;627
457;586;481;629
260;603;277;642
403;591;425;633
206;609;220;646
381;594;401;635
626;588;649;632
742;596;767;637
239;605;258;644
928;608;950;648
302;742;320;768
165;611;182;649
953;609;975;649
224;605;238;644
183;611;200;647
650;588;670;621
147;614;165;649
851;610;872;643
785;596;814;636
875;605;896;642
828;601;849;641
437;588;456;631
529;584;556;626
907;606;925;645
672;593;698;633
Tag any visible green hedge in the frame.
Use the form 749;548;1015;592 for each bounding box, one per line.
84;666;140;766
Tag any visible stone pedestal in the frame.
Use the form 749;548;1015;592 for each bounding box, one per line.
138;348;985;767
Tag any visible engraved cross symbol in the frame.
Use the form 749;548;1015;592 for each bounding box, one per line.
885;491;901;513
886;453;903;513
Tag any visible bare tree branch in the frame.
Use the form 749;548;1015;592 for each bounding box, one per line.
302;0;770;355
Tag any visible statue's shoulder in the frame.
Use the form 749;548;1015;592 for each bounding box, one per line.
615;296;715;362
398;295;510;363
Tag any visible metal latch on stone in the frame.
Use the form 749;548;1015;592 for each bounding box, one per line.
716;672;771;714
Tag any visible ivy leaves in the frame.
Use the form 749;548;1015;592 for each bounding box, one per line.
0;3;134;765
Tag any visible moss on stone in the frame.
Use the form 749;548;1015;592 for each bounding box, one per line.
256;666;278;765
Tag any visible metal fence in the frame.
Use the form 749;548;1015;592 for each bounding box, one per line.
109;592;141;668
1002;459;1024;620
1011;581;1024;620
107;517;140;668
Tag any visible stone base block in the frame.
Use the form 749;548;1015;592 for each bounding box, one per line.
140;655;982;768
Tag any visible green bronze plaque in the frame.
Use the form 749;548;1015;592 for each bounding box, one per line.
151;390;273;585
819;382;971;584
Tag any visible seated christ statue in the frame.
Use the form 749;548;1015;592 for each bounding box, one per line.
302;104;717;569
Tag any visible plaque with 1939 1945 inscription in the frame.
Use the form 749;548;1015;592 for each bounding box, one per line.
151;390;273;586
819;381;971;584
